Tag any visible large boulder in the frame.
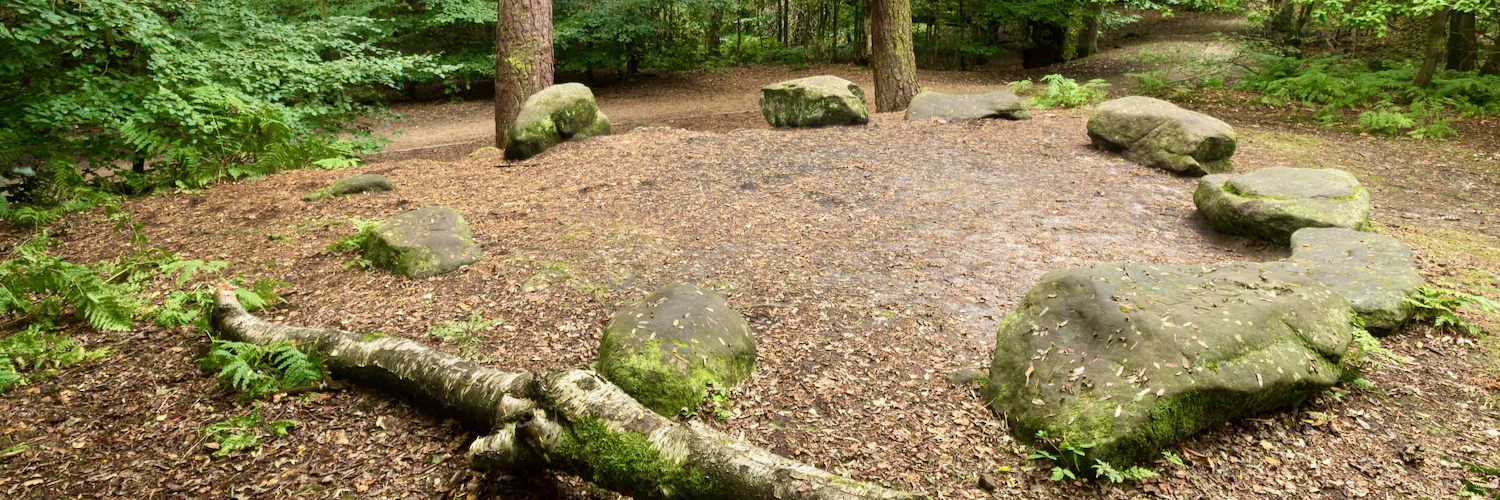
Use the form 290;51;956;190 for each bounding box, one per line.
597;283;757;416
302;174;394;201
1194;167;1372;244
986;262;1352;472
1289;228;1422;334
760;75;869;128
361;206;481;279
503;83;612;160
904;90;1030;121
1086;96;1237;176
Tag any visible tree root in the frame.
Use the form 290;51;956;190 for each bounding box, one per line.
211;285;923;500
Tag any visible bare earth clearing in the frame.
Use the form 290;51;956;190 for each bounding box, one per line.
4;12;1500;500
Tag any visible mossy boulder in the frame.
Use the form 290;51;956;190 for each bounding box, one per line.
759;75;869;128
503;83;612;160
598;283;756;416
1289;228;1422;334
985;261;1352;471
1194;167;1372;244
302;173;394;201
361;206;481;279
904;90;1030;121
1086;96;1237;176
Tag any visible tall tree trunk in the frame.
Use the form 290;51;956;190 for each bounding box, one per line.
210;287;921;500
1413;7;1450;89
495;0;554;148
707;10;723;55
1268;0;1302;54
1076;1;1103;59
1022;19;1066;68
1485;40;1500;75
1446;11;1477;71
856;0;870;64
869;0;918;111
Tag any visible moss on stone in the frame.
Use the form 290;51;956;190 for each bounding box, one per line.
555;418;720;499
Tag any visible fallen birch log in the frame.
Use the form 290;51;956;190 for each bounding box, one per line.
211;285;922;500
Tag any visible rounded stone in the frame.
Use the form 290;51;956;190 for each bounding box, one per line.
1194;167;1372;244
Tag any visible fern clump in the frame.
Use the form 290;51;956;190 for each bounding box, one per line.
1406;286;1500;336
325;219;383;269
1027;74;1110;109
0;233;138;332
201;339;327;401
202;405;298;456
0;323;112;393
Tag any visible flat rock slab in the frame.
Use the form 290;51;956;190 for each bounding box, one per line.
598;283;756;416
986;261;1351;471
302;174;394;201
1087;96;1237;176
1290;228;1422;334
904;90;1030;121
1194;167;1372;244
504;83;611;160
760;75;869;128
362;206;481;278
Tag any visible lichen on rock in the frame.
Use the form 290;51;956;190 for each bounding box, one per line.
1087;96;1236;176
759;75;869;128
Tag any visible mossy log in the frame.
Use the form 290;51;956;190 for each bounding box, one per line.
211;286;920;500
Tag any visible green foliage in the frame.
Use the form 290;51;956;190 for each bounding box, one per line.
1162;450;1185;467
1026;75;1110;109
428;312;500;359
1237;55;1500;138
1;0;424;204
699;380;734;421
200;339;327;401
0;233;137;331
202;405;298;456
1092;460;1158;483
326;219;382;269
0;322;112;393
1407;286;1500;336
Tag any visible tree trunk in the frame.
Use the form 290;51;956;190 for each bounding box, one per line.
856;0;870;64
495;0;554;148
211;287;922;500
1413;7;1450;89
1446;11;1477;71
707;10;723;55
1484;41;1500;75
1268;0;1302;54
1076;1;1103;59
1022;19;1066;68
869;0;918;112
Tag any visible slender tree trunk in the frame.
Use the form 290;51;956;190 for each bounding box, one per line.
210;288;922;500
1446;11;1477;71
856;0;870;63
1269;0;1302;54
495;0;554;148
1076;1;1103;59
1413;7;1450;89
869;0;918;111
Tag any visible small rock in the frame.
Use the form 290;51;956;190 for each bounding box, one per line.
904;90;1030;122
503;83;611;160
978;473;1000;491
301;174;394;201
362;206;481;279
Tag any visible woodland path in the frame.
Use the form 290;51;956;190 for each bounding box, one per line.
373;12;1247;159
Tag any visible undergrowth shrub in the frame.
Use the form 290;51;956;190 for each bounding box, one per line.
0;233;138;332
326;219;383;269
1010;74;1110;109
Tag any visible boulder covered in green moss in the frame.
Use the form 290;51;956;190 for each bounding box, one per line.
1289;228;1422;334
503;83;611;160
985;261;1352;472
302;173;394;201
904;89;1030;121
759;75;869;128
362;206;481;279
1086;96;1236;175
1194;167;1372;244
597;283;756;416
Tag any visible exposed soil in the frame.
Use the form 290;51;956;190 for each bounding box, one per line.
4;11;1500;500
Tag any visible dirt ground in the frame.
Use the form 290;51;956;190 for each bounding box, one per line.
4;11;1500;500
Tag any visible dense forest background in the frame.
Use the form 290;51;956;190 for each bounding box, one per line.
2;0;1499;217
